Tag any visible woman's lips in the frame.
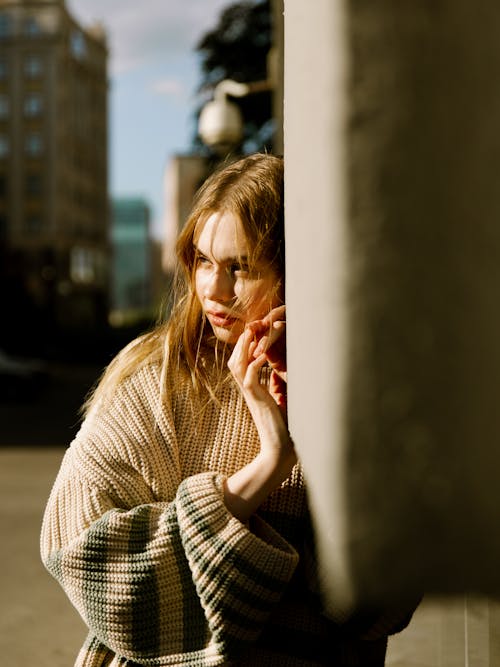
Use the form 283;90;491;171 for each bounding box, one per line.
206;311;239;328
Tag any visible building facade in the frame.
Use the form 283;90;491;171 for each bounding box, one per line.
0;0;108;352
110;197;152;322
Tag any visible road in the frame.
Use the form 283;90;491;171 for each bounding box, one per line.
0;361;102;447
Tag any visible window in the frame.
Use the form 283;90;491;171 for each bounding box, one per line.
26;173;42;196
0;135;9;158
23;17;41;37
24;55;43;78
25;133;43;156
25;215;42;234
70;30;87;59
71;247;95;284
0;95;9;118
0;14;13;39
24;93;43;117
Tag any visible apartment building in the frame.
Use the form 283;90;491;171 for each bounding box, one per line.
0;0;108;349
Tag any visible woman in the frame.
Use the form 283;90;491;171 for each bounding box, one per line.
41;154;413;666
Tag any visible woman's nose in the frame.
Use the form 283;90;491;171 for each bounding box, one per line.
204;267;234;302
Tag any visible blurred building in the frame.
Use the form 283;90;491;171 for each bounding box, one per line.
162;155;208;275
110;197;152;324
0;0;108;353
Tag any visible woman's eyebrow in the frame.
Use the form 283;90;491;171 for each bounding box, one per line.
194;246;209;258
194;245;249;264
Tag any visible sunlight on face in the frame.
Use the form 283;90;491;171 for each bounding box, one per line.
194;211;282;345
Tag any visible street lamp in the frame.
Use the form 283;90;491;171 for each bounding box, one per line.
198;78;273;156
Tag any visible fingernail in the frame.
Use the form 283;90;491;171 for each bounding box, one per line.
255;338;266;353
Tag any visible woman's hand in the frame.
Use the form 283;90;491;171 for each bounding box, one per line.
247;305;286;379
228;325;287;444
225;321;296;522
246;305;287;415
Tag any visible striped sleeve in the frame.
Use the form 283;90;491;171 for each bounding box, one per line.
41;469;299;664
176;472;299;656
41;469;197;663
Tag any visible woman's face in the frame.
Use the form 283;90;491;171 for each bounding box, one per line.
194;211;282;345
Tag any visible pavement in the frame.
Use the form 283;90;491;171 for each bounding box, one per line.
0;443;430;667
0;361;101;665
0;443;461;667
0;447;87;666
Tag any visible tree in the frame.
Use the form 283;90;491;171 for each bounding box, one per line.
192;0;274;155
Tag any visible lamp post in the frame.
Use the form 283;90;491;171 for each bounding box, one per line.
198;78;274;156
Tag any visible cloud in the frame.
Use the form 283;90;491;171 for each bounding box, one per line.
150;78;186;99
67;0;233;75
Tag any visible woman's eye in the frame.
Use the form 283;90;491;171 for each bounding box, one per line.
231;263;250;276
196;254;211;266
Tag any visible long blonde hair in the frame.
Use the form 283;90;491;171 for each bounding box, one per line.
84;153;284;413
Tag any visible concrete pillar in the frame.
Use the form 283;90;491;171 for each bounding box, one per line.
285;0;500;617
271;0;284;155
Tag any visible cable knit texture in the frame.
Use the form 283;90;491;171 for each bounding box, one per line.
40;359;410;666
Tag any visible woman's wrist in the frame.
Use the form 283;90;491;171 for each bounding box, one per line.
254;446;296;495
242;388;289;444
223;447;296;523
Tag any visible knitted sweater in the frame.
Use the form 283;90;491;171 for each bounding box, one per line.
41;359;411;666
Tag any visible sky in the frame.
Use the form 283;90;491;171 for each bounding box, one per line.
66;0;233;239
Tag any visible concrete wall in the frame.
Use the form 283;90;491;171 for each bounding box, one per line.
284;0;354;615
285;0;500;619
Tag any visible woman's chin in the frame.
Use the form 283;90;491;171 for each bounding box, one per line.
210;323;242;346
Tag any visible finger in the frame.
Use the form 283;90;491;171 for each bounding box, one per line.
228;328;253;376
240;327;256;363
231;352;268;395
269;370;288;416
254;321;286;356
253;334;268;357
242;353;268;389
248;338;258;360
265;304;286;325
247;305;286;334
270;370;287;395
245;320;268;338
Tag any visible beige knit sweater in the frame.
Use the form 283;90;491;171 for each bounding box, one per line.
41;358;407;666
